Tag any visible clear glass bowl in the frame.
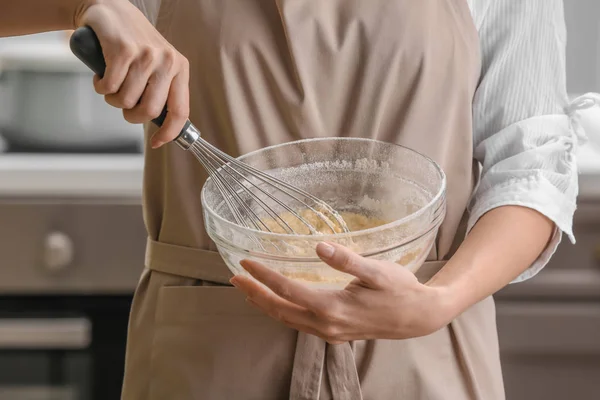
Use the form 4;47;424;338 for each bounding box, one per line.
201;138;446;289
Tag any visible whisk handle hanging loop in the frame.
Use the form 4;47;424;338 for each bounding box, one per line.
69;26;197;148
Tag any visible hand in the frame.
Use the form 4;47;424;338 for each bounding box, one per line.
74;0;190;148
230;242;451;344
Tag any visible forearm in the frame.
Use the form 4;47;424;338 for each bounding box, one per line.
0;0;83;37
427;205;554;320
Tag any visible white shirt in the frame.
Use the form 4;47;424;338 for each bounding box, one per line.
135;0;600;282
468;0;600;282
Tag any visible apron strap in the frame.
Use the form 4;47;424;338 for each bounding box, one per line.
146;238;446;284
325;342;364;400
289;334;327;400
145;238;232;284
145;238;446;399
289;334;364;400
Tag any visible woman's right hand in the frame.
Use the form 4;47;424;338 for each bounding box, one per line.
74;0;190;148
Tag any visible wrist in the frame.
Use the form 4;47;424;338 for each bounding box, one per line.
72;0;98;28
52;0;89;29
424;283;460;329
424;259;473;326
424;258;486;325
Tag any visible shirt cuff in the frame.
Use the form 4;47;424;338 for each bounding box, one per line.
466;176;576;283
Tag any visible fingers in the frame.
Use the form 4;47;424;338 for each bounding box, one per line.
238;260;330;311
148;64;190;148
248;299;345;345
233;274;347;344
104;47;155;110
237;279;319;328
93;41;133;96
87;27;189;148
96;44;189;148
121;69;171;124
316;242;387;288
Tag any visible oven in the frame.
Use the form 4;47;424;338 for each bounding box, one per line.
0;194;146;400
0;296;131;400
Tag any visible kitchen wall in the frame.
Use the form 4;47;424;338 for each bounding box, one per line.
564;0;600;94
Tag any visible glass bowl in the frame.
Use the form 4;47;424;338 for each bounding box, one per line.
201;138;446;289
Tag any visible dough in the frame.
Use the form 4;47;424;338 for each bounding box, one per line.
260;209;388;234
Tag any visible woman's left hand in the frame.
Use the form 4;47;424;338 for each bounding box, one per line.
230;242;451;344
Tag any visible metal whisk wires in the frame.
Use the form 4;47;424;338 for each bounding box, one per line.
175;125;348;235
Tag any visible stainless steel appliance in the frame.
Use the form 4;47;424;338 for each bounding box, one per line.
0;42;143;151
0;298;132;400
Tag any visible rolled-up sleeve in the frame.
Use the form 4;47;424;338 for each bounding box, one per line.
468;0;580;282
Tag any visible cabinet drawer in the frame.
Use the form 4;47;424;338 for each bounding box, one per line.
496;302;600;354
0;199;146;294
501;355;600;400
496;301;600;400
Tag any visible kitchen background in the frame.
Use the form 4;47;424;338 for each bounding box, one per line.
0;2;599;400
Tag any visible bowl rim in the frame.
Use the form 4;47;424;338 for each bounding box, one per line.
200;137;447;241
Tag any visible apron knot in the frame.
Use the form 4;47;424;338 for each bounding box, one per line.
290;333;363;400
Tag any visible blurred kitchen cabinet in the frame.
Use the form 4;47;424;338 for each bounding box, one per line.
495;201;600;400
0;199;146;294
496;302;600;400
0;197;145;399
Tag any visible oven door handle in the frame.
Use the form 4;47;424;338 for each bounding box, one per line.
0;318;91;349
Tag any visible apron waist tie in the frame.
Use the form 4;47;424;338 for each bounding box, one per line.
145;238;446;400
145;238;232;284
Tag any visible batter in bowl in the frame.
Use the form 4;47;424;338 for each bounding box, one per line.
260;209;389;235
259;209;393;283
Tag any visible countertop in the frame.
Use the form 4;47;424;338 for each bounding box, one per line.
1;144;600;199
0;153;144;198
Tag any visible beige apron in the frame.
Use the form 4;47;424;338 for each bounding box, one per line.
122;0;505;398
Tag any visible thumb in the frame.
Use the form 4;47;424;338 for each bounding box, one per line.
316;242;385;288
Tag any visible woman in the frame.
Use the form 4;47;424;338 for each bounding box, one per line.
2;0;589;398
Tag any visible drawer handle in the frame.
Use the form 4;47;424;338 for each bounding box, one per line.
0;318;90;349
43;231;74;273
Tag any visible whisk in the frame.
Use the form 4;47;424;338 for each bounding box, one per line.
70;26;348;235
